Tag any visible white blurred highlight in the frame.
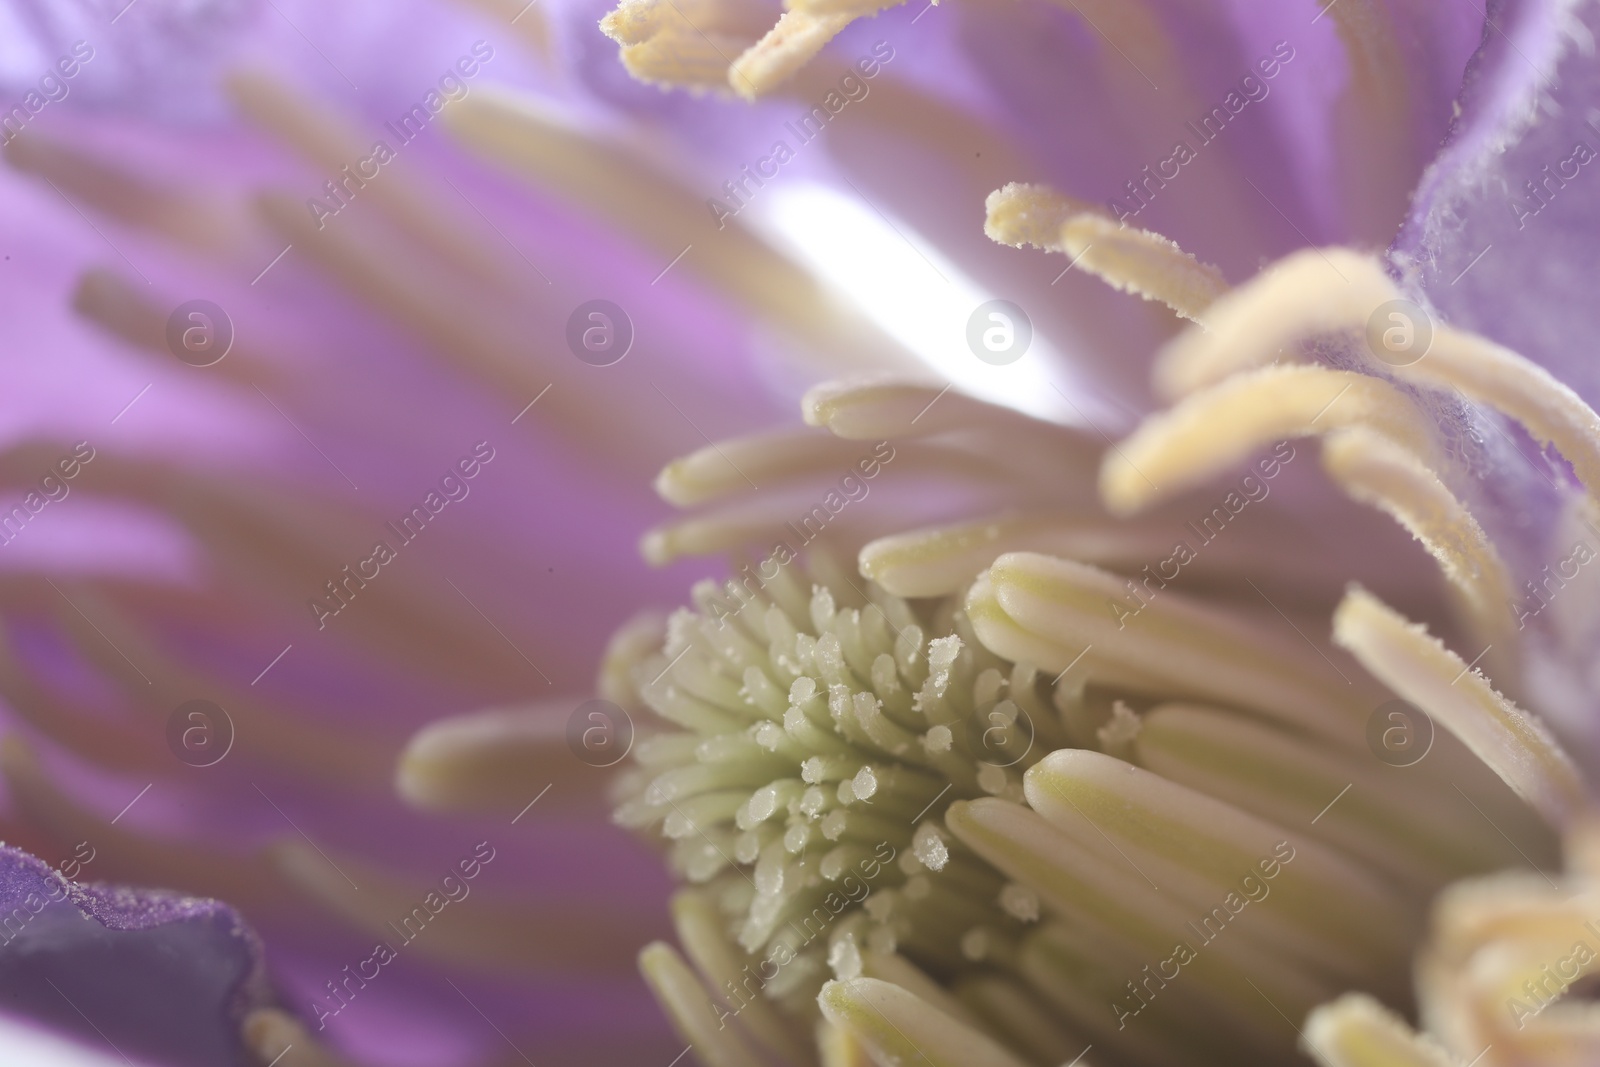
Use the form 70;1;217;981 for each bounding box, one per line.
754;181;1093;425
0;1012;159;1067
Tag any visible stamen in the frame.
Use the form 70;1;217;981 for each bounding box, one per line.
1023;751;1413;986
252;193;679;479
818;977;1031;1067
640;942;770;1067
601;0;720;45
600;0;770;90
1415;859;1600;1060
984;183;1106;253
72;270;287;393
1396;328;1600;507
1332;588;1585;828
985;183;1227;323
396;701;610;812
618;29;759;91
1132;704;1521;886
657;431;883;508
851;950;977;1026
968;553;1375;747
729;11;857;99
272;840;646;975
818;1020;871;1067
788;0;907;16
446;90;916;378
860;513;1175;599
228;72;512;291
0;736;290;917
860;507;1362;603
951;798;1341;1064
1152;249;1394;399
1056;215;1228;324
642;443;1084;566
1300;994;1449;1067
243;1009;360;1067
44;581;396;789
671;889;816;1063
1100;365;1434;516
1320;428;1516;656
1318;1;1414;244
803;379;1098;452
4;135;241;253
953;974;1082;1066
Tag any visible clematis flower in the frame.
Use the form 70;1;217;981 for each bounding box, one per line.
430;0;1600;1066
6;1;1600;1067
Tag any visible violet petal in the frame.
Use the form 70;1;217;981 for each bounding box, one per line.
0;845;272;1067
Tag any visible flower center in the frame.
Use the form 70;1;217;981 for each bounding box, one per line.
618;542;1565;1065
616;558;1055;1025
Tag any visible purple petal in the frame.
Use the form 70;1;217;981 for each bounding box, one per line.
1393;0;1600;401
0;844;271;1067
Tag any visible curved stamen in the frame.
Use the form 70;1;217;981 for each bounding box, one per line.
641;941;771;1067
729;11;857;98
272;841;648;976
947;797;1347;1039
1320;428;1517;661
1332;588;1585;828
1023;750;1414;984
1396;328;1600;510
803;379;1099;450
859;508;1347;603
72;270;291;394
396;701;611;813
968;553;1377;746
658;431;892;508
671;889;817;1065
820;976;1032;1067
1301;993;1449;1067
4;134;243;254
444;89;918;377
243;1009;361;1067
1057;215;1228;324
1132;704;1527;887
228;72;515;291
984;182;1110;251
985;184;1228;324
1152;249;1393;399
1100;365;1435;515
1317;0;1414;244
